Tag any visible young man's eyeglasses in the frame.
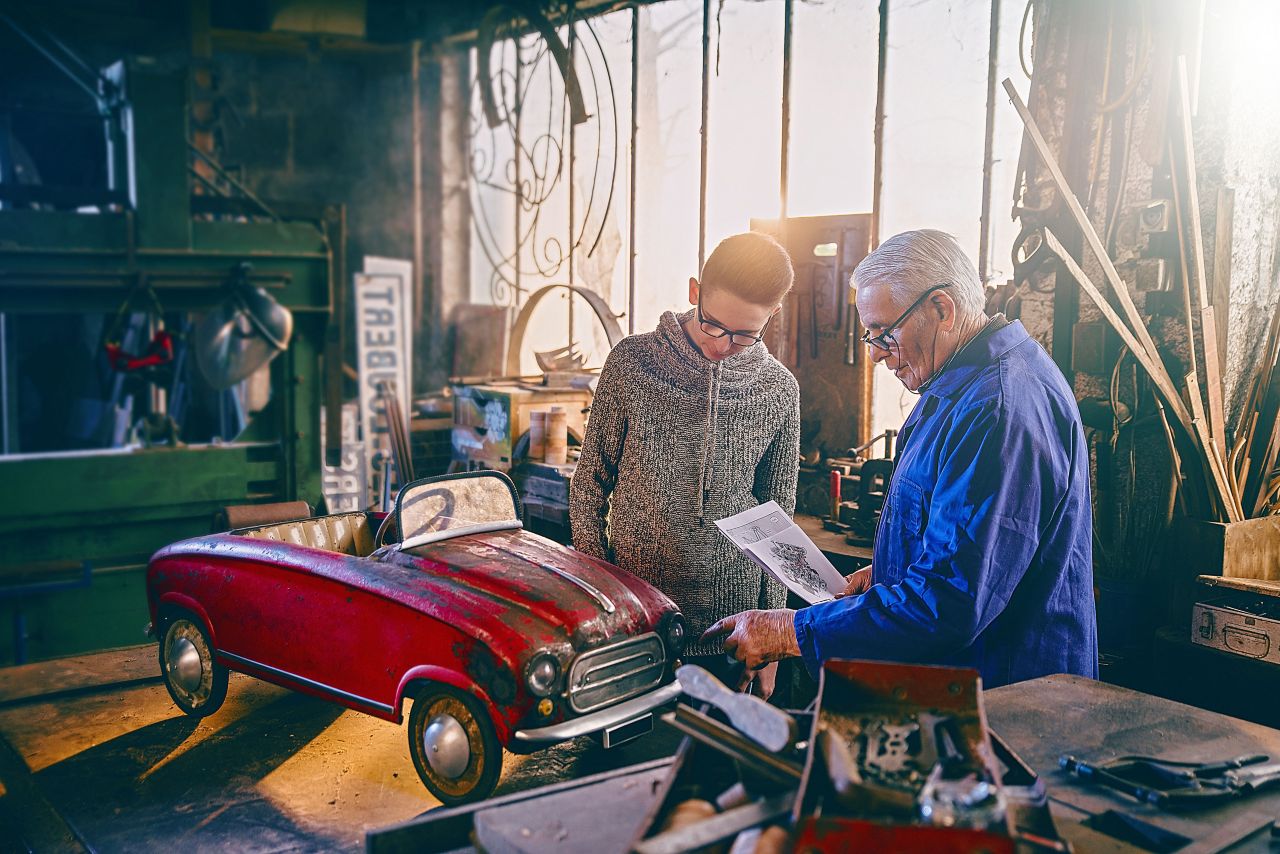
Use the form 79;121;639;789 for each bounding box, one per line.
859;283;952;352
697;297;772;347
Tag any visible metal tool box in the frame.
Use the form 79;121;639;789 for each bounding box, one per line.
1191;588;1280;664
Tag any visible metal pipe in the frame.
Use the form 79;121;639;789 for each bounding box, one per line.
628;5;639;335
978;0;1001;283
412;40;425;367
870;0;888;251
698;0;711;273
568;13;576;350
0;313;8;454
779;0;793;222
515;35;523;296
187;143;279;221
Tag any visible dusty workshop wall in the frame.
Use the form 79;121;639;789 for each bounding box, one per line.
211;46;418;377
1194;1;1280;424
1010;0;1280;660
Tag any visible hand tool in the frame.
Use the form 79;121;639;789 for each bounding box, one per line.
677;664;797;753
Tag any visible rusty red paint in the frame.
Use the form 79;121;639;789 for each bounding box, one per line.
146;517;680;751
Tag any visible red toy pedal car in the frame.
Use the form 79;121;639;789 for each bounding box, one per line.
145;471;686;803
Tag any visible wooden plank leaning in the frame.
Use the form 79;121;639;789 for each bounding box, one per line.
1043;228;1238;522
1001;79;1168;391
1175;55;1228;457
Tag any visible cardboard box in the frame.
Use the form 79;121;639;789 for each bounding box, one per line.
451;384;590;469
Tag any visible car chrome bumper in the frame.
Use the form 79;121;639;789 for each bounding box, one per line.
512;680;682;746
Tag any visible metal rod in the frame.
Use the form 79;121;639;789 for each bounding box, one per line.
978;0;1001;283
515;35;523;297
412;40;425;360
567;13;576;351
0;13;103;108
187;142;279;221
870;0;888;251
779;0;793;222
698;0;711;272
628;5;639;335
0;313;8;454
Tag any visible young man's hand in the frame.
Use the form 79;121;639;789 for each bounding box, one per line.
700;609;799;671
838;567;873;597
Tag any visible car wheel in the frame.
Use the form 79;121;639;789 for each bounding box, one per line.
407;684;502;805
158;613;228;717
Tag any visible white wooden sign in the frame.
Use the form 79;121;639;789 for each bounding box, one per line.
355;257;413;510
321;402;367;512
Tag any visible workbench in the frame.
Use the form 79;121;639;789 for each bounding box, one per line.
370;674;1280;853
792;512;874;569
5;650;1280;853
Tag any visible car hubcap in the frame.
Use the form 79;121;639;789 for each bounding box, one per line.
423;713;470;779
168;636;204;693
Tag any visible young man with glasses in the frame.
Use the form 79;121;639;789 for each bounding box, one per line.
703;229;1098;690
570;231;800;698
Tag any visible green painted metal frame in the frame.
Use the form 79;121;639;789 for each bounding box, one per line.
0;58;336;664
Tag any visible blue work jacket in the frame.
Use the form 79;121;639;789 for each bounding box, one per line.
793;319;1099;688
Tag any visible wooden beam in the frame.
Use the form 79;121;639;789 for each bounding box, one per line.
1044;229;1236;521
1043;230;1191;433
1002;80;1166;388
1212;187;1235;368
1175;56;1227;454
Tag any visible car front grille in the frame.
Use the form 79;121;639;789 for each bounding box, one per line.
568;633;666;713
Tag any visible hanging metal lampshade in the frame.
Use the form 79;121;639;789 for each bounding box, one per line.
194;264;293;390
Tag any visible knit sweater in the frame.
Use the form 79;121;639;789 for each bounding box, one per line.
570;309;801;656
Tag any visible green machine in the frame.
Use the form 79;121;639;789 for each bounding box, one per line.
0;48;341;665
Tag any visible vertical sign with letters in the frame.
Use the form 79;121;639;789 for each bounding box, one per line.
355;258;413;510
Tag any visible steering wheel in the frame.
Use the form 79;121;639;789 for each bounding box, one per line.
374;513;399;550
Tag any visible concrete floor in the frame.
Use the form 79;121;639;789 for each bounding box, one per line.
0;646;683;852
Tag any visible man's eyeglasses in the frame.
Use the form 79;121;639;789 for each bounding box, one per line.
697;298;772;347
859;283;951;352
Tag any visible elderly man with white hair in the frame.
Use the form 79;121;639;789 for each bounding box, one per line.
703;229;1098;689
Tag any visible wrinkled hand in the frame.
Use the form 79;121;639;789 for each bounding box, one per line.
700;609;800;671
746;660;779;700
838;567;873;598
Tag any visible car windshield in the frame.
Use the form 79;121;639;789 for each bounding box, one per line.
395;471;523;549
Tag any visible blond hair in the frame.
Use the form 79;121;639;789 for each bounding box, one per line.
700;232;795;307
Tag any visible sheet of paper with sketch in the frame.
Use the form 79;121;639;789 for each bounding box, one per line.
714;502;847;605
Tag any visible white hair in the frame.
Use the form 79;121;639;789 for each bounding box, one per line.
852;229;985;317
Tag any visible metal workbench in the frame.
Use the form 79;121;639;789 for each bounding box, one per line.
5;649;1280;853
369;674;1280;853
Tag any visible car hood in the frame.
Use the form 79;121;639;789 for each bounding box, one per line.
390;528;672;649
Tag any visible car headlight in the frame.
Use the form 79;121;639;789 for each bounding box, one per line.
662;613;688;656
526;653;561;697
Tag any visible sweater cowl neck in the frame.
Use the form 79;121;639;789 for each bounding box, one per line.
655;309;770;396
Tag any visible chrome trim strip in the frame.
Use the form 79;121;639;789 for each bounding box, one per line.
400;520;523;550
220;651;395;715
512;680;681;745
539;562;616;613
576;658;663;693
568;634;664;712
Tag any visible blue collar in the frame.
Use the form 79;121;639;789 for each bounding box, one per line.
921;317;1029;399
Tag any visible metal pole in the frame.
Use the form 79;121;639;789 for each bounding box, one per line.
628;5;639;335
568;15;576;350
412;40;425;387
978;0;1001;284
779;0;793;222
871;0;888;251
698;0;711;273
515;36;523;295
0;313;8;453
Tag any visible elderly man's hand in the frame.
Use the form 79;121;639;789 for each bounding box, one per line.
838;567;873;597
699;609;800;671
